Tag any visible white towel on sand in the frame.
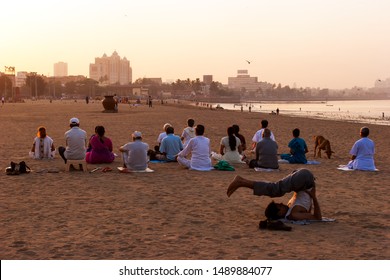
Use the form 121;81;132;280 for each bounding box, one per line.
254;167;280;172
337;165;379;171
117;167;154;173
278;159;320;165
281;217;336;225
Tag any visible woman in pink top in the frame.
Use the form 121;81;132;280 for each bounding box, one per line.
86;126;115;164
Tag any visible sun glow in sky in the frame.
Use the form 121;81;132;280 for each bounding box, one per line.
1;0;390;89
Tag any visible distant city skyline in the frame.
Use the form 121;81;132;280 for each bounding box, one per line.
1;0;390;89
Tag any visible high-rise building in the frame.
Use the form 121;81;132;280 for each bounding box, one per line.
203;75;213;85
53;62;68;77
89;51;132;85
228;70;260;92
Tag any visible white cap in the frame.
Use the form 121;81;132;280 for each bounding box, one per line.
70;117;79;124
163;123;171;130
132;131;142;138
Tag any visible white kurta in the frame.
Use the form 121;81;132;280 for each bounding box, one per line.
177;136;213;171
348;137;376;171
32;136;55;159
252;128;276;143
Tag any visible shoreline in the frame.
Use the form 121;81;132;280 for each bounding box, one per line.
187;100;390;126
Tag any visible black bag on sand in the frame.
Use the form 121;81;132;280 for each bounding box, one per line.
259;219;292;231
5;161;31;175
18;161;30;173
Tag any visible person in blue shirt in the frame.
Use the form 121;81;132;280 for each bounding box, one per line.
280;128;308;164
156;126;183;162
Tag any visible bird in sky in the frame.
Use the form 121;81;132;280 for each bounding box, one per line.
245;60;251;64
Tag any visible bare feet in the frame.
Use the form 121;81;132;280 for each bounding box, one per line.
227;175;244;197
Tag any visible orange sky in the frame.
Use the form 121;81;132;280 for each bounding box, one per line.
1;0;390;89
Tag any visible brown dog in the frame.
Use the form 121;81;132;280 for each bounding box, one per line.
313;135;334;159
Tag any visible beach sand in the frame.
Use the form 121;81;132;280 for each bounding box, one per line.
0;100;389;260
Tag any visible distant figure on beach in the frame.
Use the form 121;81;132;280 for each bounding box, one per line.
227;168;322;221
85;126;115;164
181;118;195;148
246;128;279;169
280;128;308;164
58;117;87;164
119;131;149;171
30;126;55;159
251;119;275;150
232;124;246;152
148;95;153;108
177;124;213;171
219;126;244;164
1;96;4;105
85;96;89;104
113;94;119;111
346;127;376;171
156;126;183;162
276;108;279;115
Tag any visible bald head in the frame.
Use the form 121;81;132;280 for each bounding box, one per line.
262;128;271;138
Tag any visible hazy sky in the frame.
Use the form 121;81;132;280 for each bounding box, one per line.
1;0;389;89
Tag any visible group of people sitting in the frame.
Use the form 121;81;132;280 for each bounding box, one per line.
30;116;376;173
28;116;378;226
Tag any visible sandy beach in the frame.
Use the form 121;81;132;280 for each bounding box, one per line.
0;99;389;260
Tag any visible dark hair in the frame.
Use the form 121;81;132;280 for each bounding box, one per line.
261;120;269;128
292;128;300;137
96;126;105;137
195;124;205;135
37;126;46;138
232;124;240;134
187;118;195;127
227;126;237;151
265;201;285;220
166;126;174;134
361;127;369;137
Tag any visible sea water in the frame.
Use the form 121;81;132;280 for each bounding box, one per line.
206;99;390;126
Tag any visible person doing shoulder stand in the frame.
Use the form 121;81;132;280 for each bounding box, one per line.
227;168;322;221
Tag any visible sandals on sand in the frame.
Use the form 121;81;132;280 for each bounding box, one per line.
101;167;113;172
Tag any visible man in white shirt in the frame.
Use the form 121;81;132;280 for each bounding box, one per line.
177;124;213;171
181;118;195;148
251;119;275;150
58;117;87;163
347;127;376;170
